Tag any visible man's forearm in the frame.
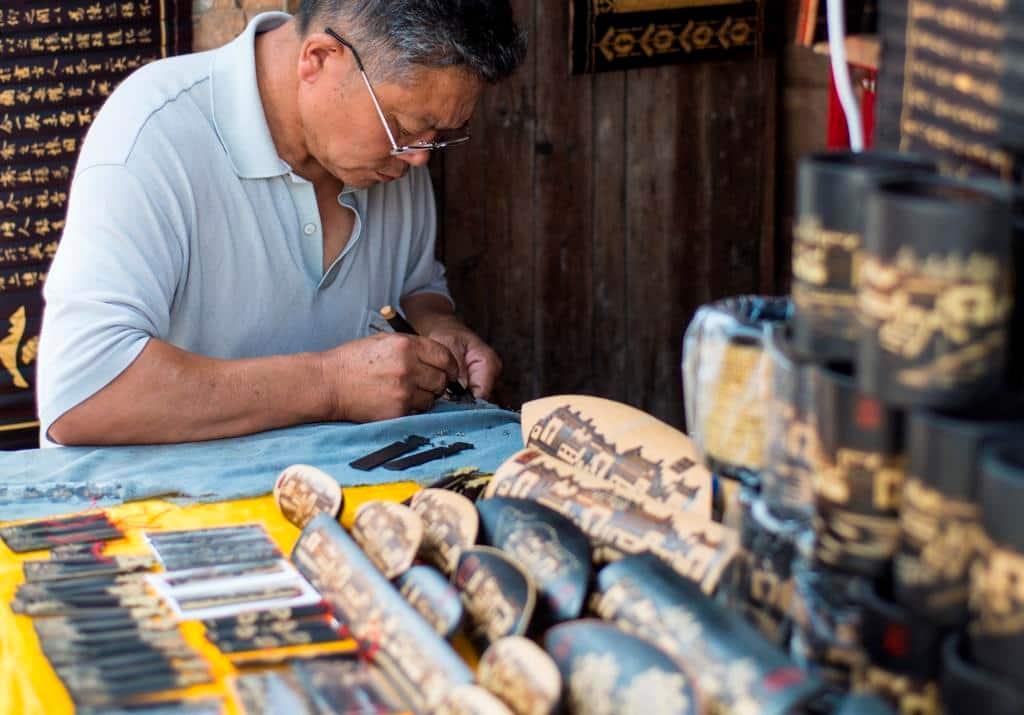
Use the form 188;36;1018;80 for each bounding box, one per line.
47;338;331;446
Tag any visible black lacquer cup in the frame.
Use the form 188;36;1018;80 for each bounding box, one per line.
853;574;946;714
811;362;905;577
858;176;1015;409
940;632;1024;715
894;408;1024;626
858;573;946;681
969;440;1024;683
793;152;935;362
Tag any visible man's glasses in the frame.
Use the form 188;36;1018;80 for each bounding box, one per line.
324;28;471;156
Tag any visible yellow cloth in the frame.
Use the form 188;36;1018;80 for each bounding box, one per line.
0;482;420;715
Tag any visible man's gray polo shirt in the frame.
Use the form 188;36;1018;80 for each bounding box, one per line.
37;12;451;446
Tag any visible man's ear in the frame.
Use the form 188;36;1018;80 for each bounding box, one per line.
297;32;337;84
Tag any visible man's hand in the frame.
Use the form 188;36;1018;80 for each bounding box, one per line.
400;293;503;400
420;319;502;400
319;332;461;422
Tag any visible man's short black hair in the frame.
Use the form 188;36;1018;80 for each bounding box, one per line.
296;0;527;84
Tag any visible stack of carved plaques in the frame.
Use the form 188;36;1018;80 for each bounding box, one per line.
0;0;191;447
683;150;1024;713
875;0;1024;177
280;395;921;714
5;529;218;708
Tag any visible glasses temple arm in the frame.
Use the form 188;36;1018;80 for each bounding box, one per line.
357;70;400;151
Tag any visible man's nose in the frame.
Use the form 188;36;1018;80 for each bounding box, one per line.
397;150;431;167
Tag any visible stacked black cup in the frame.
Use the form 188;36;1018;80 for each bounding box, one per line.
788;153;1024;712
784;153;937;707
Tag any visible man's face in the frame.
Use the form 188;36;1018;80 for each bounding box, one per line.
296;34;484;188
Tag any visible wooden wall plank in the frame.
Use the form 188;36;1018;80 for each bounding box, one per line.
703;59;773;302
625;64;703;430
438;0;537;408
759;56;780;294
532;0;594;398
590;71;629;404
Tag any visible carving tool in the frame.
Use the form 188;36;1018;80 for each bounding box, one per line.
379;305;471;401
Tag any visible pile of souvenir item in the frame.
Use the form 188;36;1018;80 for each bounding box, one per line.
7;390;901;715
683;150;1024;715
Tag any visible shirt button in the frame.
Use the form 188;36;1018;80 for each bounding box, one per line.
303;223;317;236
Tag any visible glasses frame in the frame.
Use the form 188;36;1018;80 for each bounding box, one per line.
324;27;471;156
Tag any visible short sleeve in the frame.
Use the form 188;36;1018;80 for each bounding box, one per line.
400;167;453;306
37;163;186;444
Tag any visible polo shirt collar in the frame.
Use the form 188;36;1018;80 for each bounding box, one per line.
210;12;292;179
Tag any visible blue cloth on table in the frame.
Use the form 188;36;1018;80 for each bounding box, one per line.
0;401;522;521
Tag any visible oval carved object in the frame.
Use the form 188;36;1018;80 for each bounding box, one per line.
478;636;561;715
410;488;480;574
273;464;343;529
351;500;423;580
453;545;535;649
477;497;591;628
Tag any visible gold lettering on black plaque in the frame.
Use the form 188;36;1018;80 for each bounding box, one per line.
0;217;64;241
0;56;148;86
0;190;68;215
0;164;72;190
904;89;998;136
0;270;47;293
1;137;80;161
0;2;155;29
0;108;96;135
908;62;1000;108
913;28;1002;73
901;118;1013;173
899;0;1013;176
911;1;1004;42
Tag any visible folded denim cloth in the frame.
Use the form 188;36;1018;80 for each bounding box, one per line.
0;402;521;521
